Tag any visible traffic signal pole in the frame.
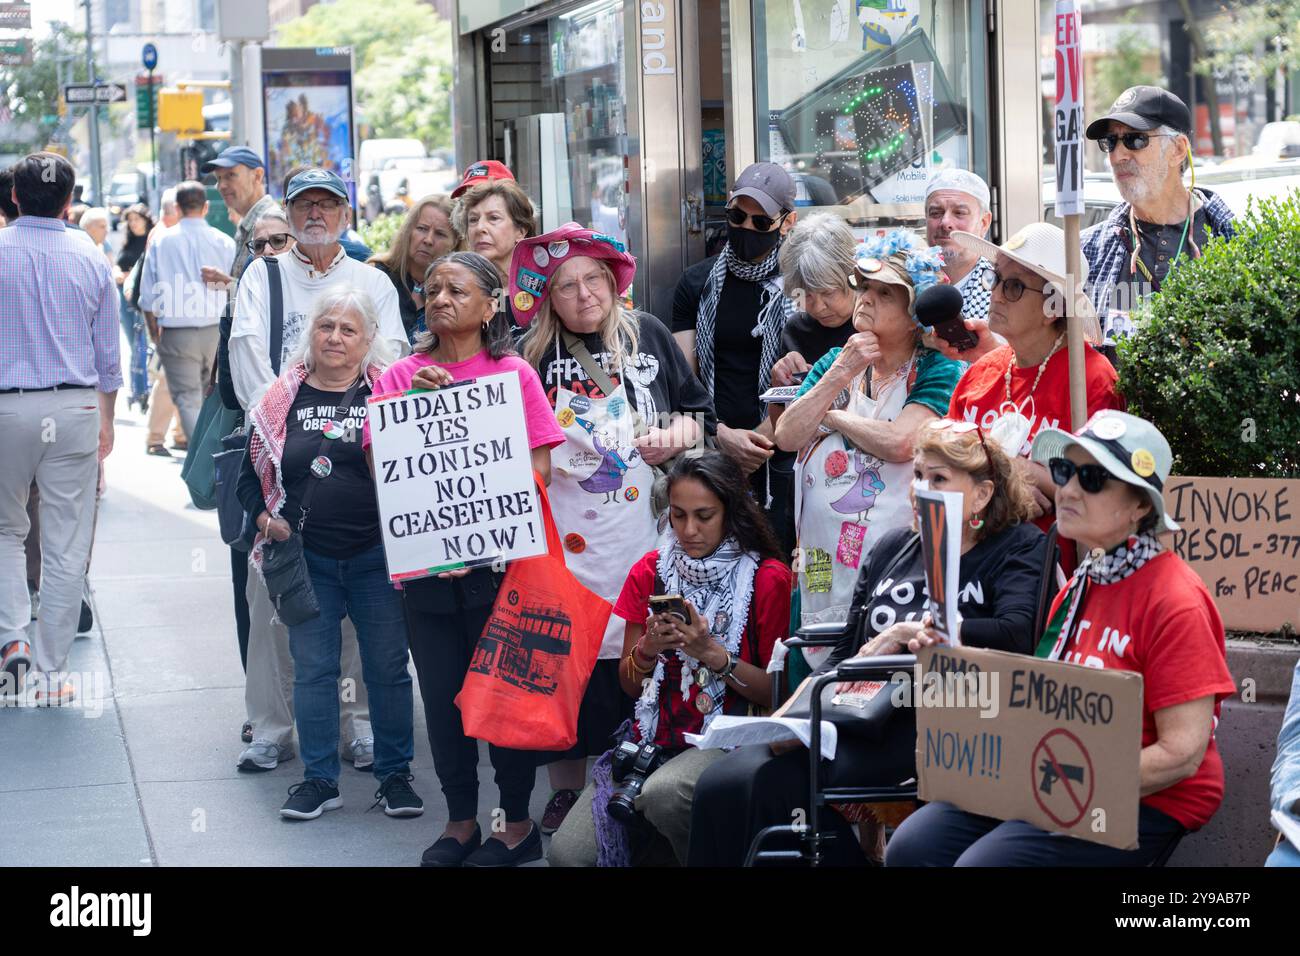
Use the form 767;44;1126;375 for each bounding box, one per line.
82;0;103;206
148;68;156;198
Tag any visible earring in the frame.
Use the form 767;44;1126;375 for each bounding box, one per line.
968;514;985;531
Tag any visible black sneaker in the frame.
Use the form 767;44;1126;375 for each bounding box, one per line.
463;822;543;868
371;772;424;818
280;779;342;820
421;825;481;867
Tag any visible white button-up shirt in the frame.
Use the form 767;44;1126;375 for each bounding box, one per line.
138;216;236;328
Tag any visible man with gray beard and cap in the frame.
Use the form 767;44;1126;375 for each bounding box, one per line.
228;167;408;772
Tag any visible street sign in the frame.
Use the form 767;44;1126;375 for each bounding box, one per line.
142;43;158;71
64;83;128;106
0;38;31;66
0;3;32;31
136;74;162;129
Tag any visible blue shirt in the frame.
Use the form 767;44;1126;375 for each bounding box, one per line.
138;216;236;328
0;217;122;392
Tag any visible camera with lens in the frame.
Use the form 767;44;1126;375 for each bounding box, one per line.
607;740;667;823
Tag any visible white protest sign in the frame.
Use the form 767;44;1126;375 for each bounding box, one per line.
1054;0;1086;218
915;487;964;644
368;372;546;581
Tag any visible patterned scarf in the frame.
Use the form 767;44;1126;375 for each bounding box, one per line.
634;532;759;743
247;360;385;570
695;240;792;402
1035;531;1162;660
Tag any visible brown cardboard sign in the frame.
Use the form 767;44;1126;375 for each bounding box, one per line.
1163;477;1300;633
914;645;1143;849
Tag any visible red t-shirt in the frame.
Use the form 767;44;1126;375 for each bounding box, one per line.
947;343;1122;573
1047;551;1236;830
613;550;792;749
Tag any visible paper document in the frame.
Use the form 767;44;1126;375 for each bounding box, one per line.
685;715;838;760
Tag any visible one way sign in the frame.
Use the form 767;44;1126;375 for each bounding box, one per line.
63;83;129;105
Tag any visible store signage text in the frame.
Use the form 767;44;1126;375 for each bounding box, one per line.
641;2;673;76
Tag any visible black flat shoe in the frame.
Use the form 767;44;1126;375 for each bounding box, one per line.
420;825;481;868
463;822;542;868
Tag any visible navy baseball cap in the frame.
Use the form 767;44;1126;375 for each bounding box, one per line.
285;167;349;202
202;146;265;173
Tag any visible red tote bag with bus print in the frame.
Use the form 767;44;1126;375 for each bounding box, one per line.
455;475;612;751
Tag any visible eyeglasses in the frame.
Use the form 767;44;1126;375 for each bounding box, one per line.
1096;132;1174;153
291;197;346;213
552;273;607;300
246;233;293;255
725;205;788;232
982;269;1046;303
1048;457;1114;494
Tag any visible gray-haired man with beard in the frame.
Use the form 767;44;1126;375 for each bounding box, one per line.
1081;86;1235;339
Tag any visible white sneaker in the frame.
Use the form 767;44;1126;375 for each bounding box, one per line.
345;736;374;771
238;739;295;773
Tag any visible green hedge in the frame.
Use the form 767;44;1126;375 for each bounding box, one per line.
1116;192;1300;478
359;212;402;257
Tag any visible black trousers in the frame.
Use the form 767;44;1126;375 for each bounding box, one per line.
688;744;868;867
405;599;538;822
230;546;249;671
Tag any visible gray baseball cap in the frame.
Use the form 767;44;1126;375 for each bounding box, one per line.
730;162;796;218
285;167;349;203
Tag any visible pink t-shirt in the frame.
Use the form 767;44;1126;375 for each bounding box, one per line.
362;351;565;451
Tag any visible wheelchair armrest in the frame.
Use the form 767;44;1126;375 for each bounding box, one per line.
827;654;917;683
788;622;849;649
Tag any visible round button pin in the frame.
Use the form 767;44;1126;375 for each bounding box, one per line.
532;246;550;268
556;407;576;428
310;456;333;478
548;240;569;259
1130;448;1156;478
564;532;586;554
1091;416;1127;440
513;291;535;312
323;421;345;440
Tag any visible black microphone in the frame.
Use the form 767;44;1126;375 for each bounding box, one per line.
914;283;977;352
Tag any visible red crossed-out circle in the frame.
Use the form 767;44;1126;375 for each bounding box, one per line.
1030;727;1096;829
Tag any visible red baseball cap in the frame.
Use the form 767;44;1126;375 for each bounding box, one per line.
450;159;515;199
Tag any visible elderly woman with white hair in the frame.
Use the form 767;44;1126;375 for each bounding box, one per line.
236;286;423;823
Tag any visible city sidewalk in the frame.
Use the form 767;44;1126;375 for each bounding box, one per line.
0;397;553;866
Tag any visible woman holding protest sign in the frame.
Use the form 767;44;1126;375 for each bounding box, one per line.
886;410;1235;867
548;451;790;867
372;250;564;867
512;222;715;834
237;287;423;823
774;230;964;675
686;418;1047;866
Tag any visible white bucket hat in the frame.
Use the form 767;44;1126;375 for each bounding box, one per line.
949;221;1088;291
1030;410;1180;534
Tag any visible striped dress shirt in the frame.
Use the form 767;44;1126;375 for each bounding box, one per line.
0;216;122;392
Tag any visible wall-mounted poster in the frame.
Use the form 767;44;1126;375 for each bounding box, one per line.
260;48;356;203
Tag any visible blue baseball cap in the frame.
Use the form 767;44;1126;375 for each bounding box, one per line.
285;167;349;202
202;146;265;173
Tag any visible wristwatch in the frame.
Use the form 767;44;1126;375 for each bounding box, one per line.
714;652;740;681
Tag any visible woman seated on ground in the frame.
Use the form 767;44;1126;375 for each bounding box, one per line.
886;410;1235;867
238;287;421;822
687;419;1046;866
548;451;790;867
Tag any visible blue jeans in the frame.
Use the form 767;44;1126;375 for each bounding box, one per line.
287;544;413;784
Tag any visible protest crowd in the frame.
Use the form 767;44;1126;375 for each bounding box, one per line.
2;82;1298;870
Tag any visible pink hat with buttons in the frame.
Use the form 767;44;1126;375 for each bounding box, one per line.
507;222;636;326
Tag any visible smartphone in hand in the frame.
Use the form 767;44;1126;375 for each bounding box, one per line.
649;593;692;626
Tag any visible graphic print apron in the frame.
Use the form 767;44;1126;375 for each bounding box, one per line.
794;358;916;666
547;340;660;659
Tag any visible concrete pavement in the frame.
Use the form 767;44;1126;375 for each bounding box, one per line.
0;396;555;867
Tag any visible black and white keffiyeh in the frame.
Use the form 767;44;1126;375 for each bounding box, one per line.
956;256;994;323
635;533;759;742
1035;531;1162;660
695;241;792;403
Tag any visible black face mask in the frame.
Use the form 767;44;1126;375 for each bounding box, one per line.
727;222;782;262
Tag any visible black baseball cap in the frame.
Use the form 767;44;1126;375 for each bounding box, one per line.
730;162;796;217
1086;86;1192;140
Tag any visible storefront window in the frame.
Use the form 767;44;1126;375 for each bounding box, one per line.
753;0;988;224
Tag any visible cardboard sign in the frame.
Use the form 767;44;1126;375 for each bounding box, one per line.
1163;476;1300;632
1053;0;1085;218
916;488;964;644
915;645;1143;849
368;373;546;581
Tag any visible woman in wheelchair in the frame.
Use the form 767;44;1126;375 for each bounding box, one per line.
688;419;1046;865
548;451;791;866
885;411;1235;866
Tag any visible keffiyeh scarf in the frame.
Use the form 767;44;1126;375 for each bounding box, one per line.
695;240;792;402
634;532;760;743
1035;531;1162;660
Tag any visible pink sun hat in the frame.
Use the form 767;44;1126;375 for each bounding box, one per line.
507;222;636;326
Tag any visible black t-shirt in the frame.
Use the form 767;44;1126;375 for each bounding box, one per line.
116;231;148;274
779;311;855;373
1121;206;1210;312
535;312;716;434
826;520;1048;665
672;256;767;430
374;260;423;342
238;382;380;559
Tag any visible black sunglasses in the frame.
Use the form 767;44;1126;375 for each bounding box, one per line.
1096;132;1174;153
1049;457;1114;494
725;205;787;232
247;233;293;255
981;269;1046;303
